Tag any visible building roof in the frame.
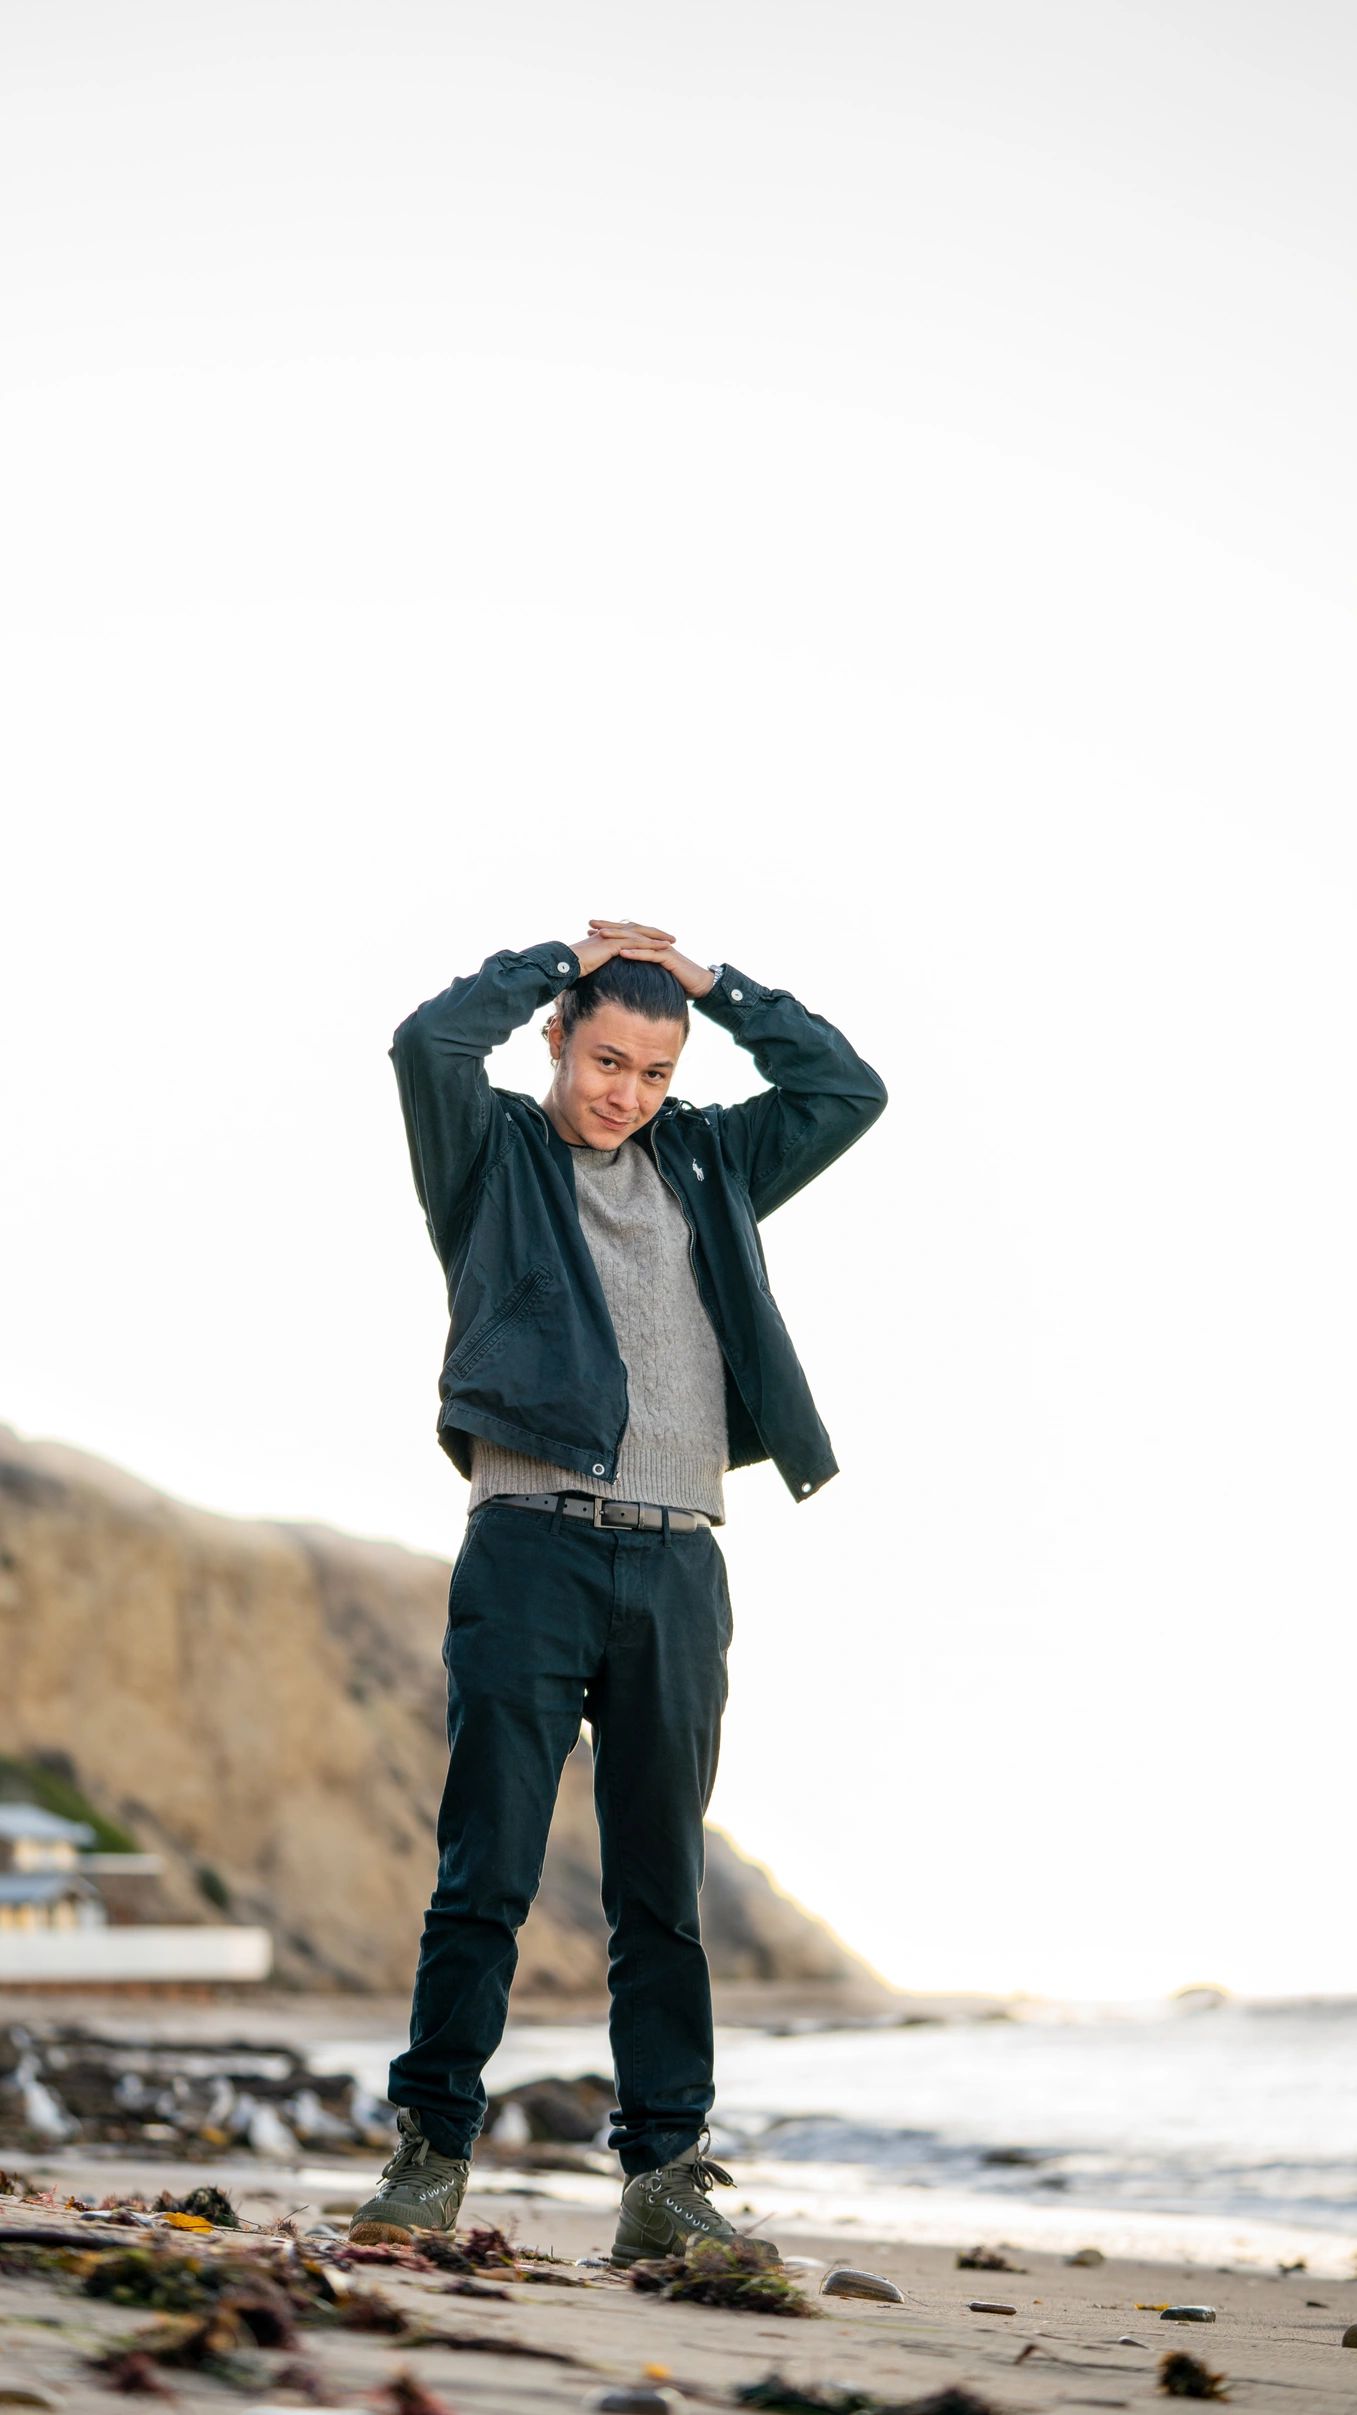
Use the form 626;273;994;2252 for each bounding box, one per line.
0;1871;101;1906
0;1803;96;1846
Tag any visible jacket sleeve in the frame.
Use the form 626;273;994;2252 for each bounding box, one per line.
390;940;580;1261
696;963;888;1220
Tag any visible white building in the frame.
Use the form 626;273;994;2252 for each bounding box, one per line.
0;1803;272;1980
0;1806;104;1930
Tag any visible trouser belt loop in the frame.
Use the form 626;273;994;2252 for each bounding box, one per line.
550;1492;567;1539
661;1504;671;1548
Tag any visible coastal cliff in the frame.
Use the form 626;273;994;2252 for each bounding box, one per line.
0;1425;880;1996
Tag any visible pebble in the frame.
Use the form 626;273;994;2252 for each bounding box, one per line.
967;2300;1017;2315
0;2393;60;2410
1116;2336;1147;2348
1341;2324;1357;2348
1160;2305;1217;2323
1065;2246;1104;2265
820;2266;904;2303
585;2393;683;2414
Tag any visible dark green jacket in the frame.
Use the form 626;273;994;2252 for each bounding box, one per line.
390;941;888;1504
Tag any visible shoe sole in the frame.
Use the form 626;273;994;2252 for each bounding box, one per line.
609;2235;781;2270
348;2216;455;2245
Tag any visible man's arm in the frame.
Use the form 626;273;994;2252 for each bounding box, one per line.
390;940;581;1261
391;919;675;1260
697;963;888;1218
594;923;888;1220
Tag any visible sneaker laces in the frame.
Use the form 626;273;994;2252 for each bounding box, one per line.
661;2128;778;2263
684;2130;734;2195
660;2127;734;2209
376;2111;464;2195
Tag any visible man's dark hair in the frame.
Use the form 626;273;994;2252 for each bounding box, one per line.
560;957;690;1041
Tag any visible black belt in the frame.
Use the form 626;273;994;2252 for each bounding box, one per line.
489;1491;713;1534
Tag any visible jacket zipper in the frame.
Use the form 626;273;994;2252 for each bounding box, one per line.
648;1125;704;1298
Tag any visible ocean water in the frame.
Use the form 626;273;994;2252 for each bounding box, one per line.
316;1995;1357;2275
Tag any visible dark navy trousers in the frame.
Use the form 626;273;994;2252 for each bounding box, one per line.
387;1496;733;2175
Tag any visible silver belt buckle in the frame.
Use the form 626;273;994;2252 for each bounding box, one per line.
594;1497;642;1530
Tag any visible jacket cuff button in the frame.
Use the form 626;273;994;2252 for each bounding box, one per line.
730;987;744;1002
556;960;572;974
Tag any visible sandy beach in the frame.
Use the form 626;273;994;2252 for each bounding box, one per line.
4;1990;1357;2410
3;2148;1356;2413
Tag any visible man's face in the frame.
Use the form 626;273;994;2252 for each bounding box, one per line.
546;1005;687;1148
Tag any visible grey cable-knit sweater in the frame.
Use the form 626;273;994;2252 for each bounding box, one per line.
469;1137;729;1520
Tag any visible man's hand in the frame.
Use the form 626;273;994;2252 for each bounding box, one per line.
568;919;675;980
587;918;717;1000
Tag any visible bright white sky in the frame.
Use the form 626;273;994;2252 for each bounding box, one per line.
3;2;1355;2004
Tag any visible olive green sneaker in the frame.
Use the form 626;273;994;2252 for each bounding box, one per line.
611;2131;780;2268
348;2107;471;2245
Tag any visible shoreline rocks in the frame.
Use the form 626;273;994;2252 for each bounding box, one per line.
0;2019;616;2163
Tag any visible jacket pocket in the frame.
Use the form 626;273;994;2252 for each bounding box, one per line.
446;1265;553;1380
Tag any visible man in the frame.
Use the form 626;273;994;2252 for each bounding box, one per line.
350;917;887;2263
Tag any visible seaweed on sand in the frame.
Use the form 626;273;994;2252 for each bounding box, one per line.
82;2246;231;2311
334;2283;413;2333
268;2359;333;2402
420;2222;520;2271
83;2257;418;2391
156;2183;241;2229
0;2241;77;2279
219;2275;302;2346
87;2272;311;2389
736;2382;883;2412
90;2302;270;2387
376;2376;456;2415
334;2222;523;2276
1159;2350;1231;2400
738;2385;1001;2415
90;2346;175;2394
630;2236;819;2317
76;2232;414;2326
